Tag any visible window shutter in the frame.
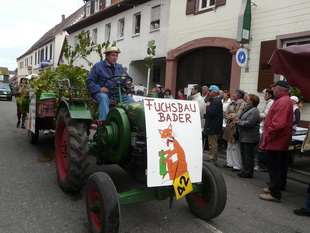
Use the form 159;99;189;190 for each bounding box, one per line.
186;0;196;15
257;40;277;92
216;0;226;7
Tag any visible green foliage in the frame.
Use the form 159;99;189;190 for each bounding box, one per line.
16;89;30;114
144;56;153;69
63;30;117;65
290;86;304;102
30;65;89;108
30;65;89;94
147;40;156;56
144;40;156;70
0;68;9;75
63;30;95;66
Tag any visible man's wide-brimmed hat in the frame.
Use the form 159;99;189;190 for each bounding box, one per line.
104;46;121;54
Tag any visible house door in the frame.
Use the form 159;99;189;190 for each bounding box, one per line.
176;47;232;93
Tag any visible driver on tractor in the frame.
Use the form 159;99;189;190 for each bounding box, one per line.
86;46;134;121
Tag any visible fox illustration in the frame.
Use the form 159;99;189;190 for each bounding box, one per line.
158;123;188;182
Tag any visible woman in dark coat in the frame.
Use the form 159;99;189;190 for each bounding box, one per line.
234;94;260;178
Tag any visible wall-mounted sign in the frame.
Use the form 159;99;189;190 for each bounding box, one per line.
236;48;248;67
237;0;252;44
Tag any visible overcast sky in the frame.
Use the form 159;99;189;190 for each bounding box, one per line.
0;0;83;71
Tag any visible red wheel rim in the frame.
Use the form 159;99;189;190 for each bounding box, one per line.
89;186;103;230
56;120;69;180
189;183;210;208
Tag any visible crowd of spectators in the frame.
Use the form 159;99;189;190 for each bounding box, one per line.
151;81;308;216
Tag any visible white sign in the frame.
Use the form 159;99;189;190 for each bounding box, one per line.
236;48;248;67
0;75;3;81
27;89;36;133
144;98;202;188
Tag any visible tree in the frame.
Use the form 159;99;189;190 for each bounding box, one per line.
0;68;9;75
144;40;156;94
62;30;117;66
63;30;95;67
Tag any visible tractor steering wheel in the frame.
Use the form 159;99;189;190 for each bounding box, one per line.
103;75;133;89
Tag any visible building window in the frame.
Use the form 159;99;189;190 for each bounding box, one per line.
30;56;33;65
284;38;310;47
105;0;111;7
198;0;215;11
133;13;141;35
118;18;125;39
49;44;52;60
92;28;98;44
85;1;91;16
35;52;37;65
41;49;44;62
150;5;160;31
45;46;48;60
152;67;161;83
105;23;111;41
94;0;100;12
186;0;226;15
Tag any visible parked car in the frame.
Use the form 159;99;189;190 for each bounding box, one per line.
0;83;13;101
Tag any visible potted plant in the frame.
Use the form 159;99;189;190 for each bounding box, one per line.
290;86;304;103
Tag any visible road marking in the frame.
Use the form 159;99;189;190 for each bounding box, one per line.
194;219;223;233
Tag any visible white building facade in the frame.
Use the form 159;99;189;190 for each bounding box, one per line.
166;0;310;120
66;0;171;88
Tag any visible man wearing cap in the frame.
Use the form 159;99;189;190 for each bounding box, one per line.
87;46;134;120
259;80;293;202
203;85;223;165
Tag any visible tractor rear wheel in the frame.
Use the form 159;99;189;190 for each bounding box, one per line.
186;161;227;220
55;107;89;193
86;172;120;233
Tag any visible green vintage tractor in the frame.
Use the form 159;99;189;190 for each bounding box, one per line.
54;77;227;233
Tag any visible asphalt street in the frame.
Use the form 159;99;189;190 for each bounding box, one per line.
0;98;309;233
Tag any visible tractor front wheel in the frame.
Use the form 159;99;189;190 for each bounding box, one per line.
186;161;227;220
86;172;120;233
55;107;89;193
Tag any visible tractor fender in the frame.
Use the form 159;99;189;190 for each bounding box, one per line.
57;100;93;122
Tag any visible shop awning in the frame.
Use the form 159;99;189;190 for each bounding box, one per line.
268;44;310;100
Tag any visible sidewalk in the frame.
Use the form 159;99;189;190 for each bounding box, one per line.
203;147;310;184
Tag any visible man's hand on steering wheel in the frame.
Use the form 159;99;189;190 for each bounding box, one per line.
125;82;132;89
103;75;133;89
100;87;108;93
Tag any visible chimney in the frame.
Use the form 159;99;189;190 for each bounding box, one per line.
62;15;65;22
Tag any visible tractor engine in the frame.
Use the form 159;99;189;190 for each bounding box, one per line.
90;101;147;169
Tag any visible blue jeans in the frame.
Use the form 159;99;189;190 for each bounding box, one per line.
95;93;134;120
